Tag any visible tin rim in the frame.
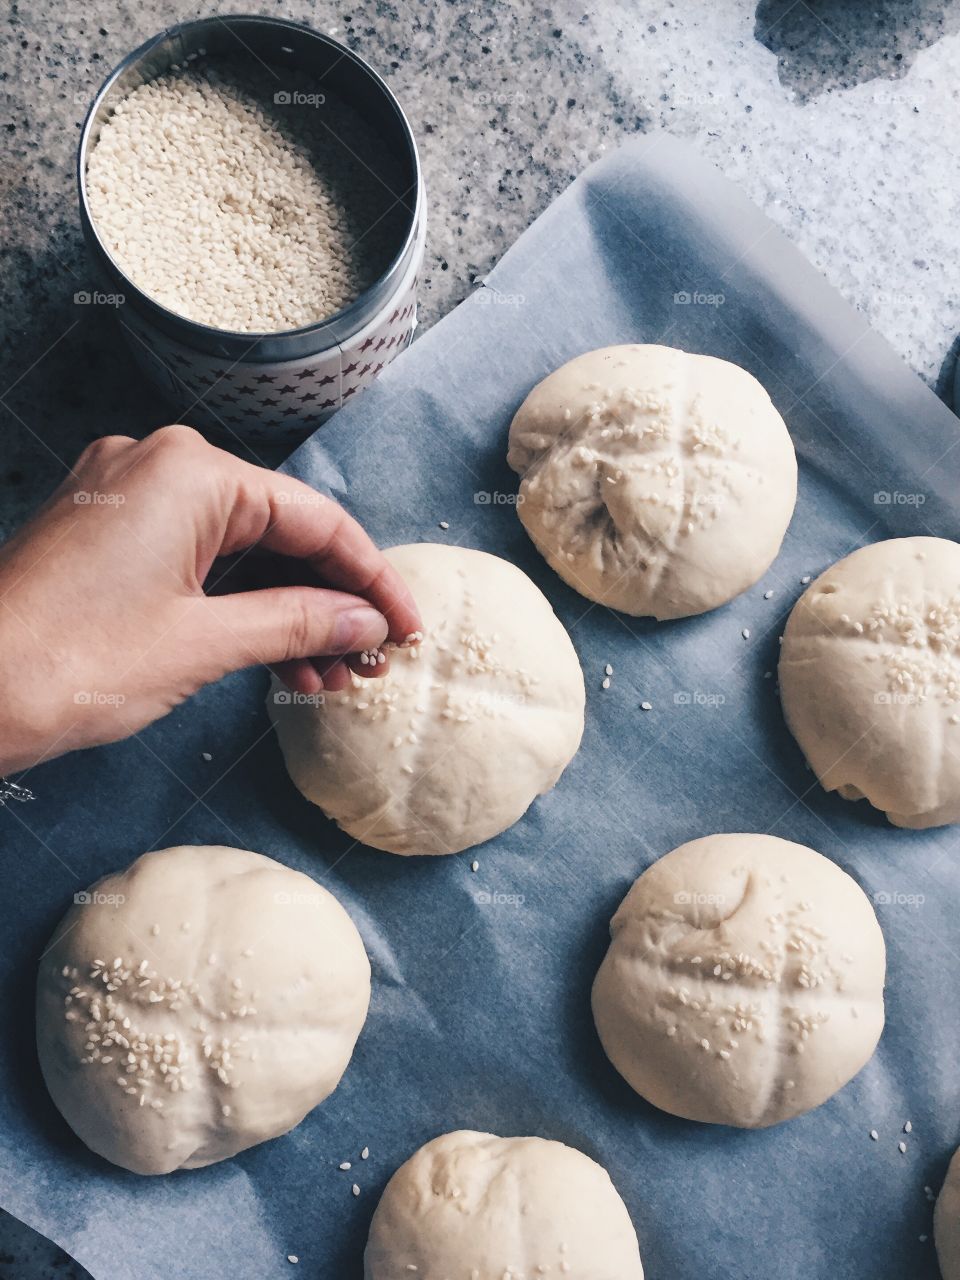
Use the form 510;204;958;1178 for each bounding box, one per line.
77;14;424;364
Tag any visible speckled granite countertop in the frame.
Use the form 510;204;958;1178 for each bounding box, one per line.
2;0;960;1274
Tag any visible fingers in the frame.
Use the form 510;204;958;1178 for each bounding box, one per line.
201;585;389;679
214;460;423;645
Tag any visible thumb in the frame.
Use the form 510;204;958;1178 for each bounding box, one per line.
199;586;389;676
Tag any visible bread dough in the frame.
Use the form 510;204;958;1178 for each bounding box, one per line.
269;543;585;855
507;344;797;619
36;844;370;1174
364;1130;644;1279
936;1146;960;1280
779;536;960;828
591;833;885;1127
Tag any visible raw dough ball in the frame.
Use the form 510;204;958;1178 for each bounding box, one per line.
364;1130;644;1279
507;344;797;619
936;1146;960;1280
269;543;585;855
780;536;960;828
591;833;885;1128
36;845;370;1174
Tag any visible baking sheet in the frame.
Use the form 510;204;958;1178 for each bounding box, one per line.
1;133;959;1280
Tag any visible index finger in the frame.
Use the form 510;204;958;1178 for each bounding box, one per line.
221;462;423;645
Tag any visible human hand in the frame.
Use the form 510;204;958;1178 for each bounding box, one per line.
0;426;422;775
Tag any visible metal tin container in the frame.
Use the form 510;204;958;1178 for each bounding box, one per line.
78;15;425;445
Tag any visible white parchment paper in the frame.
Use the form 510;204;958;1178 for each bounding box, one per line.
0;134;957;1279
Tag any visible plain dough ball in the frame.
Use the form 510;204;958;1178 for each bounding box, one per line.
780;536;960;828
269;543;585;855
591;833;885;1128
364;1130;644;1279
936;1146;960;1280
36;845;370;1174
507;344;797;619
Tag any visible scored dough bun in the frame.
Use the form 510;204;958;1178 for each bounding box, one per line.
36;845;370;1175
780;536;960;829
936;1146;960;1280
591;834;885;1128
269;543;585;855
507;344;797;620
364;1130;644;1279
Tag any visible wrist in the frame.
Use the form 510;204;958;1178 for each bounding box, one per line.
0;605;74;775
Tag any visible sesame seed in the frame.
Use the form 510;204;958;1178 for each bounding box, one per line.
471;860;479;872
439;521;449;530
898;1141;907;1154
869;1129;879;1141
287;1256;299;1265
352;1183;360;1197
604;664;613;676
361;1146;369;1160
339;1161;351;1171
800;575;811;584
763;589;773;599
640;701;653;711
86;64;406;333
741;628;751;640
601;677;611;690
201;751;212;762
903;1120;912;1133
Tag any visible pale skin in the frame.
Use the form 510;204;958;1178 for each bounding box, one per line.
0;425;423;776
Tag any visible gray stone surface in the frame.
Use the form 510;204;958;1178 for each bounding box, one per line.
1;0;959;1275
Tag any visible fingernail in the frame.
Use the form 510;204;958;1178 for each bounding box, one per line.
330;606;388;654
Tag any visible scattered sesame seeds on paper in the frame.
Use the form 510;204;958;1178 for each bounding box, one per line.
3;134;959;1280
